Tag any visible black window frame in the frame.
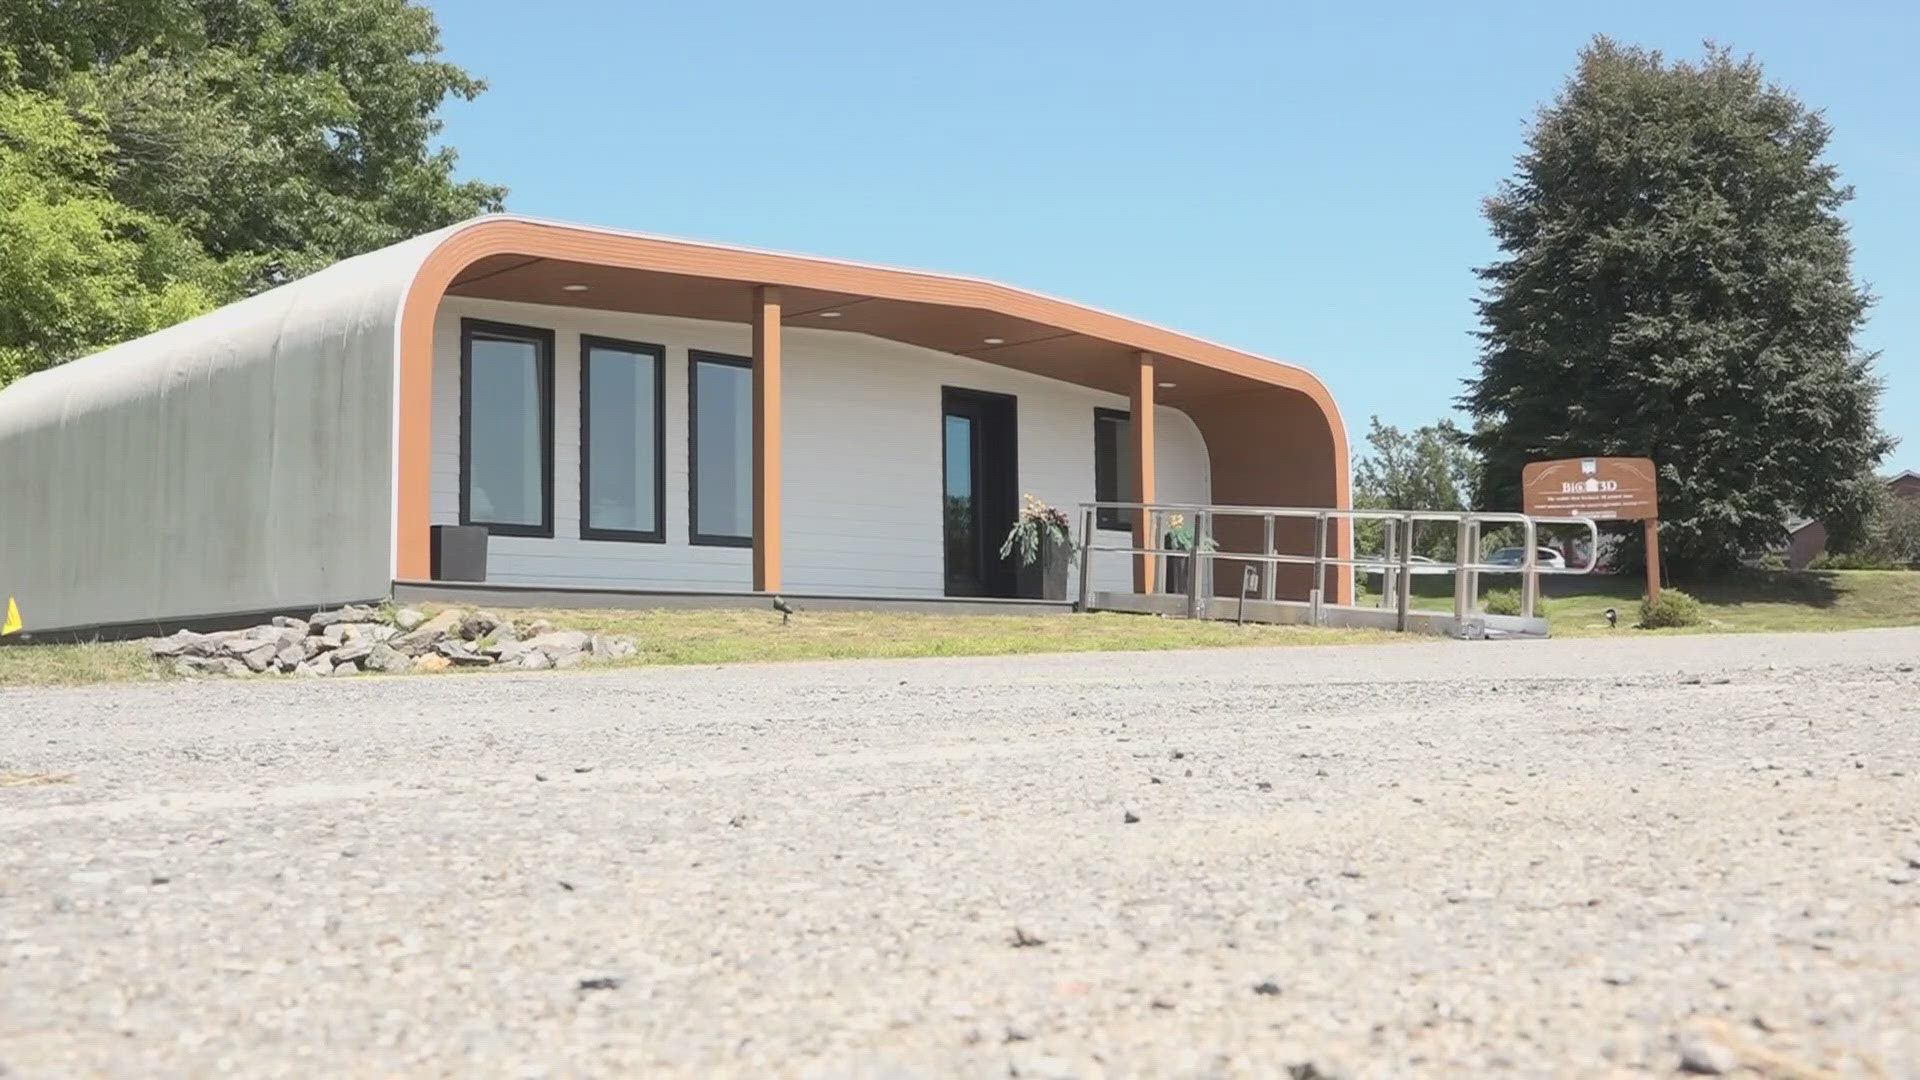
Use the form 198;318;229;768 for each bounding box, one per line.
688;349;755;548
1093;407;1132;531
579;334;668;544
459;318;556;539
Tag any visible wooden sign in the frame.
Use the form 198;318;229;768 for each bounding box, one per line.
1522;457;1659;520
1521;456;1663;604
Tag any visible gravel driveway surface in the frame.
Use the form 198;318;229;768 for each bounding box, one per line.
3;628;1917;1078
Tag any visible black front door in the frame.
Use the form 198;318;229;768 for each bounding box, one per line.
942;388;1018;597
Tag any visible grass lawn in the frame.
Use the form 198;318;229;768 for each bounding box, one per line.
5;570;1914;687
0;610;1393;688
1399;568;1920;637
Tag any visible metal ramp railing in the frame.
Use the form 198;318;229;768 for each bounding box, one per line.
1074;502;1601;634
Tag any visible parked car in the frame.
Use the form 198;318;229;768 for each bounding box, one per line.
1486;546;1566;569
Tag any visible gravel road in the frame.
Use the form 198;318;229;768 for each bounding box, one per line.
3;628;1918;1078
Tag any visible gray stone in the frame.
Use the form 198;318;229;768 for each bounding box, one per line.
236;641;280;673
328;658;361;676
173;656;249;678
293;658;330;677
274;643;306;673
460;611;502;642
147;630;211;659
363;643;407;673
554;650;586;670
308;605;380;630
270;615;310;634
303;635;336;659
434;640;492;666
488;639;532;664
392;607;427;632
219;634;274;660
323;622;395;647
520;618;555;638
517;650;553;671
526;630;591;656
1677;1034;1738;1074
393;609;462;654
332;639;376;665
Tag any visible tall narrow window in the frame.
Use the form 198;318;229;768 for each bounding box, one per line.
580;336;665;542
461;320;554;537
1094;407;1134;530
690;351;753;546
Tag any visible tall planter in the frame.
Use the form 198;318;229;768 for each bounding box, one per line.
1161;528;1213;595
1016;532;1072;601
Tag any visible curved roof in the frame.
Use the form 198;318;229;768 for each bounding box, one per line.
403;215;1340;411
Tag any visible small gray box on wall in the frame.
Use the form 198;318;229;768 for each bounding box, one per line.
431;526;488;582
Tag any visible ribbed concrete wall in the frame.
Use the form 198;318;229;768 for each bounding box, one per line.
0;231;454;634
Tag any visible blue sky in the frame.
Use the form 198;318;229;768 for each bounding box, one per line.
432;0;1917;475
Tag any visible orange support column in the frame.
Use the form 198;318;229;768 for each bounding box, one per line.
1131;352;1158;594
752;286;783;593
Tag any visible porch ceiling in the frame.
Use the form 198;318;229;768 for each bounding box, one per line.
447;254;1254;405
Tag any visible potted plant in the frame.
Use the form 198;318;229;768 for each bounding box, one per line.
999;494;1076;601
1162;512;1216;595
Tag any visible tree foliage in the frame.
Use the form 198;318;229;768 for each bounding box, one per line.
1462;38;1891;572
0;0;502;383
0;86;225;383
1351;416;1479;558
1828;484;1920;568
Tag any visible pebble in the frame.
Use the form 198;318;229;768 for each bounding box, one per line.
1676;1034;1738;1074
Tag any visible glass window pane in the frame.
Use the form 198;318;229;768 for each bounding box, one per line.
944;414;977;580
468;334;545;527
586;344;659;535
694;359;753;540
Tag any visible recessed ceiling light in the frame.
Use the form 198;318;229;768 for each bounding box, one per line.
817;311;843;318
1158;381;1177;389
561;283;591;293
982;337;1006;345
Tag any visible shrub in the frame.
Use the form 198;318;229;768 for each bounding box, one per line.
1811;550;1907;571
1639;589;1702;628
1483;588;1523;616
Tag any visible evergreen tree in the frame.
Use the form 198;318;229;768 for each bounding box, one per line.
1463;38;1890;571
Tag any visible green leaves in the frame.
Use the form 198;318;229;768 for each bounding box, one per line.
0;87;221;383
1351;417;1478;559
1465;38;1890;572
0;0;504;383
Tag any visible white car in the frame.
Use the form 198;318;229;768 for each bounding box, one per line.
1486;546;1567;569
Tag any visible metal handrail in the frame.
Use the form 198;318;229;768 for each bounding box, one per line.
1074;501;1600;629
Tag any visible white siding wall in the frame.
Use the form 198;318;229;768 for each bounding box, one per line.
432;297;1210;597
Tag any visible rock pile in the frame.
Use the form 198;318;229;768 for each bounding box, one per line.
146;606;637;678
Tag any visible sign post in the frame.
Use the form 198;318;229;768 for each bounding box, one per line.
1521;457;1662;605
1642;519;1661;604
